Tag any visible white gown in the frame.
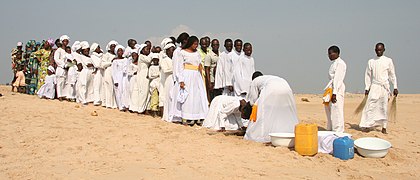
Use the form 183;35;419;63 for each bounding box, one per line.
91;52;103;105
53;48;68;98
79;55;95;104
324;57;346;133
232;54;255;98
37;74;56;99
129;54;151;113
112;58;127;110
244;75;299;142
128;62;138;111
121;58;131;109
360;55;397;128
176;50;209;120
214;50;234;96
203;95;243;130
169;47;183;122
160;55;174;122
101;52;117;108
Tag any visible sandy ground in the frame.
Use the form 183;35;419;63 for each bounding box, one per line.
0;85;419;179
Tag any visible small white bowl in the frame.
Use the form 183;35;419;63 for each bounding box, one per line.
354;137;392;158
269;133;295;147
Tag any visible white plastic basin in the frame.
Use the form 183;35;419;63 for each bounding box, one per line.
269;133;295;147
354;137;392;158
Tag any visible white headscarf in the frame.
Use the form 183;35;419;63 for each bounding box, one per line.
163;43;175;50
114;45;125;55
47;65;55;73
71;41;81;52
137;44;147;54
80;41;89;50
60;35;70;42
106;40;118;51
17;42;23;46
160;38;172;48
151;53;159;59
90;43;99;54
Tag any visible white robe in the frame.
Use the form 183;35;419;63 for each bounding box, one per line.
324;57;346;133
232;54;255;98
91;52;103;105
66;65;77;99
121;58;131;109
37;74;56;99
175;50;209;120
160;55;174;122
53;48;68;98
149;65;160;93
101;52;117;108
214;50;234;96
129;54;151;113
112;58;127;110
169;47;183;122
244;75;299;142
360;55;398;128
128;62;138;110
203;95;243;130
79;55;95;104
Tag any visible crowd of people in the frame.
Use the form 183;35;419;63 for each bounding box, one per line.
9;32;398;143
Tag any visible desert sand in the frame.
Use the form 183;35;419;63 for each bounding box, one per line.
0;85;419;179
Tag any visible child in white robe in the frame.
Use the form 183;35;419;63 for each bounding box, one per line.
128;53;139;112
65;52;77;101
37;66;57;99
148;56;160;117
112;45;127;110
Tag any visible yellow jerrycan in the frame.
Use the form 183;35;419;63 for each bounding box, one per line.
294;123;318;156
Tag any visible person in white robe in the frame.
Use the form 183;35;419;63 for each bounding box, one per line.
101;40;118;109
112;45;127;110
129;44;151;113
175;36;209;125
232;42;255;99
75;63;84;104
37;66;57;99
169;32;189;122
323;46;347;133
128;52;139;112
90;43;104;106
214;39;234;96
203;95;245;131
359;43;398;134
64;53;77;100
78;41;95;105
123;39;138;58
244;73;299;143
54;35;70;101
160;43;175;122
148;54;161;116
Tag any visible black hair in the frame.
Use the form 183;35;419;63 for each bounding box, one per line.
242;102;252;120
176;32;190;44
182;36;199;49
252;71;263;80
234;39;243;45
224;39;233;44
376;42;385;48
211;39;219;44
145;40;151;44
65;46;71;49
244;42;252;48
170;37;176;44
328;45;340;54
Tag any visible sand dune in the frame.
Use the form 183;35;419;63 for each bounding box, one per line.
0;85;419;179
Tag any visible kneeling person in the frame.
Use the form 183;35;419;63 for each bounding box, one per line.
203;95;246;131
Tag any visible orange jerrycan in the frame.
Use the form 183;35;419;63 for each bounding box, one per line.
294;123;318;156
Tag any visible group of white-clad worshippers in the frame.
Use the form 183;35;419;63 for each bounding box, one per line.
12;31;398;143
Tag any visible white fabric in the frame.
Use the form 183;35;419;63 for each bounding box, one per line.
174;50;209;120
65;63;78;99
114;45;125;55
203;95;243;130
17;42;23;46
53;48;68;98
161;38;172;48
244;75;299;142
214;50;233;89
168;47;183;122
80;41;89;50
137;44;147;54
112;58;127;110
101;52;117;108
124;47;138;58
60;35;70;42
324;57;346;133
129;54;151;113
91;52;103;105
79;55;95;103
128;61;138;110
360;55;397;128
149;65;160;93
106;40;118;51
37;75;57;99
121;58;131;109
164;43;175;50
71;41;81;52
47;65;55;73
232;53;255;96
160;53;174;121
90;43;99;55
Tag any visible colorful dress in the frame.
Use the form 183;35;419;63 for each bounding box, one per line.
34;49;52;89
24;50;39;94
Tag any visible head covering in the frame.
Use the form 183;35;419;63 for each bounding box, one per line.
163;43;175;50
47;65;55;73
151;53;159;59
137;44;147;54
17;42;23;46
80;41;89;50
60;35;70;42
160;38;172;48
114;45;125;55
134;44;140;49
90;43;99;54
71;41;81;52
106;40;118;51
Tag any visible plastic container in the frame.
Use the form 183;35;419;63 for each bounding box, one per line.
294;123;318;156
333;136;354;160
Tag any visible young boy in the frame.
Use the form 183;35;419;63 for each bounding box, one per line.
75;62;84;104
128;52;139;113
11;51;24;92
37;66;56;99
13;65;26;93
65;51;77;101
148;55;160;117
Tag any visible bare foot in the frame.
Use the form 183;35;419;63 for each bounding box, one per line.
381;128;388;134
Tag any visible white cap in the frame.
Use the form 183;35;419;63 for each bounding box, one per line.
17;42;23;46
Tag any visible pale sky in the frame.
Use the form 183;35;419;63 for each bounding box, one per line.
1;0;419;93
